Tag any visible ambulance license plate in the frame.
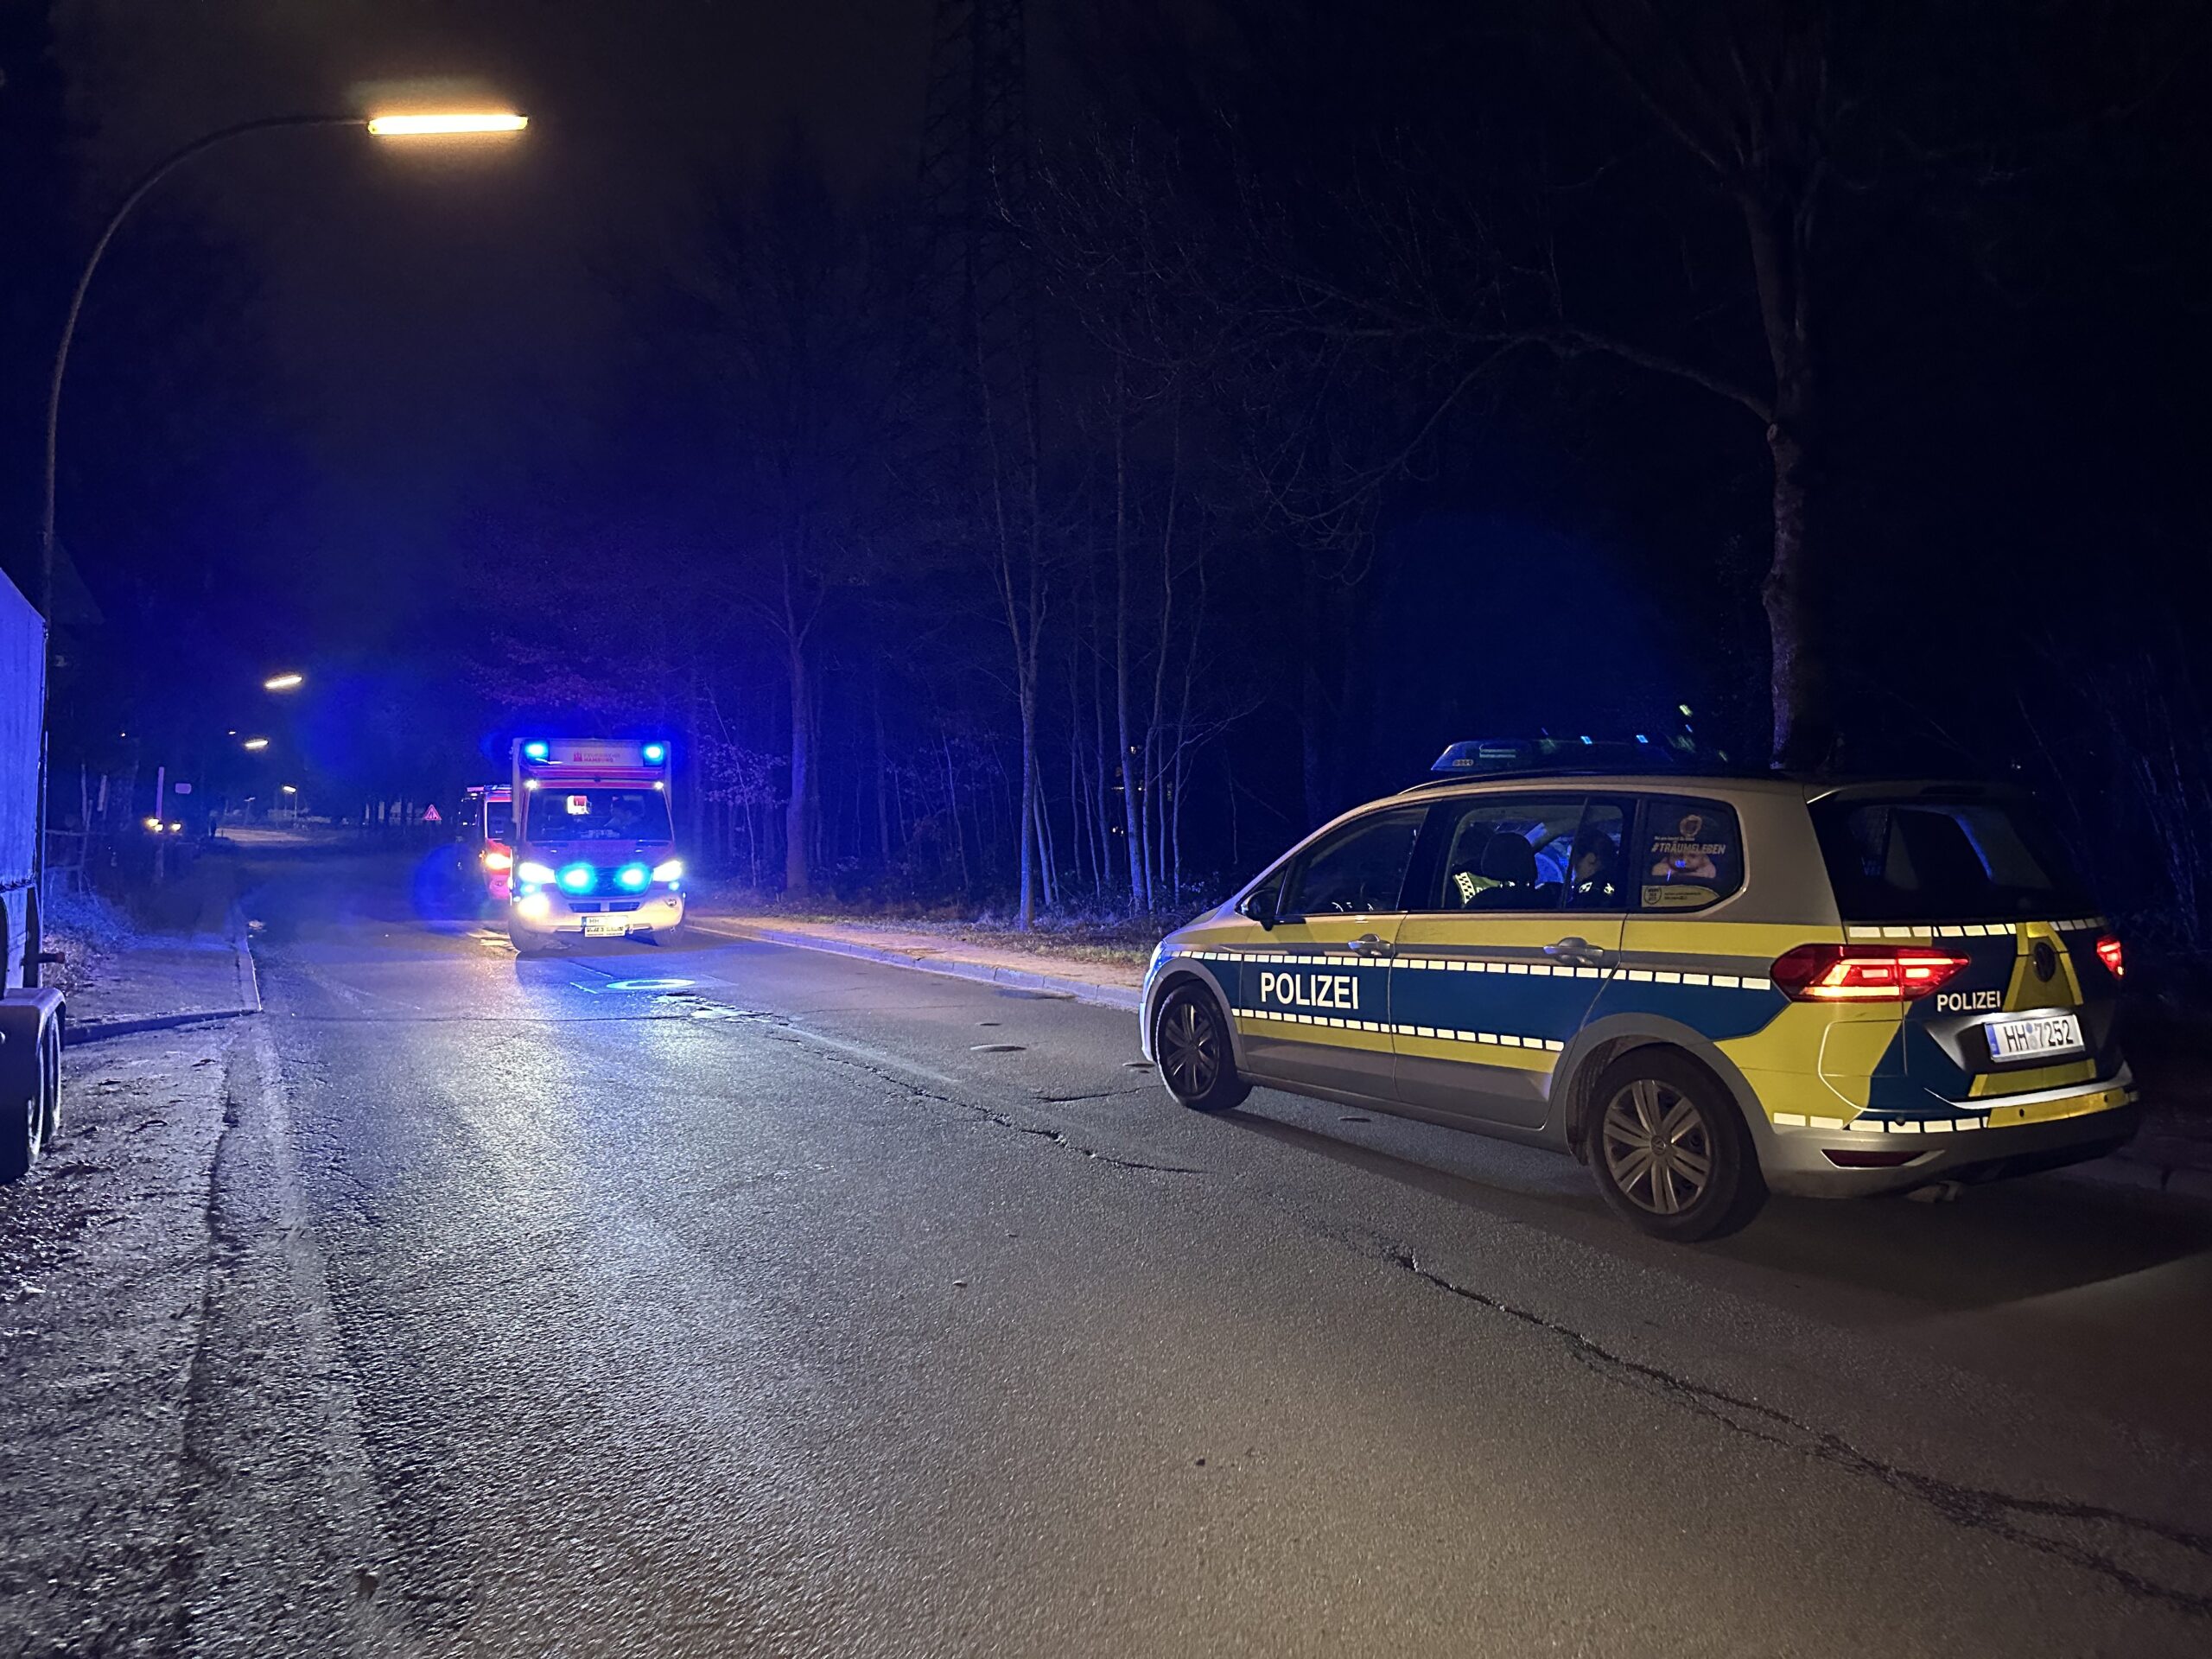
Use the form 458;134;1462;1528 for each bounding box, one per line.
1984;1012;2084;1063
582;915;627;938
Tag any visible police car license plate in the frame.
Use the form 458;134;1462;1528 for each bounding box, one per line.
1985;1012;2084;1063
582;915;627;938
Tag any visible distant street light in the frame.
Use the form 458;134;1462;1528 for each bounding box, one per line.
242;737;270;752
264;671;305;691
279;785;298;794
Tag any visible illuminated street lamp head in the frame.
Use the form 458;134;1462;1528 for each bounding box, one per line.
243;737;270;752
264;671;304;691
280;785;298;795
365;111;528;137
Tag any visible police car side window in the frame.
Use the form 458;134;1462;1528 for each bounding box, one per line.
1637;797;1745;911
1423;797;1622;912
1281;808;1425;917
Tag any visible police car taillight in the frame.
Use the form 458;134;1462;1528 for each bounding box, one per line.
2094;934;2124;980
1770;944;1970;1002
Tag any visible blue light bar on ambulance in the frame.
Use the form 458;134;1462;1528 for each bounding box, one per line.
523;740;550;761
641;742;666;765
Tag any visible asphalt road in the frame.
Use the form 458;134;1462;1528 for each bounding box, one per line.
103;849;2212;1652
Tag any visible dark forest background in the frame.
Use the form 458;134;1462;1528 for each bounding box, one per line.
3;2;2209;963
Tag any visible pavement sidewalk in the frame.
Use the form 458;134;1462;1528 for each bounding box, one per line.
693;912;1147;1010
2;914;260;1650
64;912;261;1041
694;910;2212;1202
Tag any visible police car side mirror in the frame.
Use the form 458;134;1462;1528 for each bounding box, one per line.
1239;889;1280;928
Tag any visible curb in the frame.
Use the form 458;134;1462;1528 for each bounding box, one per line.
693;920;1144;1012
226;901;264;1018
70;1007;260;1046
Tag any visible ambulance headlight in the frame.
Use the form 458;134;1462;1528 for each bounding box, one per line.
516;861;557;885
515;891;550;919
615;862;651;892
652;859;683;883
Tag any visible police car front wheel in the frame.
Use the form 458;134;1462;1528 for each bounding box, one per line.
1588;1052;1764;1242
1154;986;1249;1115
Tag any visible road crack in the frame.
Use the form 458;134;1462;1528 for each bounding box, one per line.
689;1001;1203;1176
1387;1246;2212;1618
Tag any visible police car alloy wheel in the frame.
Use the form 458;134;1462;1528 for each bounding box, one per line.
1588;1052;1764;1241
1155;986;1250;1115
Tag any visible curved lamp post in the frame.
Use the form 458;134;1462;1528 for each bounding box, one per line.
25;109;525;982
39;108;529;620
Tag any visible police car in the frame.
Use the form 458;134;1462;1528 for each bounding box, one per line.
1139;740;2139;1240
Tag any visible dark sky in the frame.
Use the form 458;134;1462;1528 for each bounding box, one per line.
53;0;945;654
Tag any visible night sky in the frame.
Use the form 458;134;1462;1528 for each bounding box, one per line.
8;1;2211;949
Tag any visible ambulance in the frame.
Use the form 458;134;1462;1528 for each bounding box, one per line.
505;738;684;950
461;784;516;901
1140;740;2137;1240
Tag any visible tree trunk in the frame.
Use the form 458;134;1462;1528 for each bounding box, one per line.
872;670;893;869
1742;190;1833;770
784;637;813;896
1762;419;1832;770
1113;437;1146;910
1298;544;1333;828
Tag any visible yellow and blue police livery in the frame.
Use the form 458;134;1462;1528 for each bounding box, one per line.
1139;741;2137;1240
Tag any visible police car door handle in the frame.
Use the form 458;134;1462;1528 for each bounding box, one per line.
1544;937;1613;968
1347;933;1394;958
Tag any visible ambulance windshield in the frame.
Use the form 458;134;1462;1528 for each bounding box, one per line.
527;788;672;843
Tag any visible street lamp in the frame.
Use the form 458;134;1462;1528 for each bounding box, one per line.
25;105;524;980
264;671;305;691
39;107;528;624
242;737;270;752
365;112;529;137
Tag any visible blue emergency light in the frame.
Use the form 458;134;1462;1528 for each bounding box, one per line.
557;862;595;893
1429;734;1730;778
616;862;651;892
523;740;550;762
641;742;666;765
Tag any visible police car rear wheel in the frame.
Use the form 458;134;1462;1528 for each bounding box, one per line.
1154;987;1249;1115
1589;1053;1764;1242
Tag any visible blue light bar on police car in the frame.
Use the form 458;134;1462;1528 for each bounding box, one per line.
1430;735;1730;777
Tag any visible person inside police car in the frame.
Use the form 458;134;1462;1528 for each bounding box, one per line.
1564;821;1623;908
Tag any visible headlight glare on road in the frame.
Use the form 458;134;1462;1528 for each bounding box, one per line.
652;859;683;883
557;863;595;893
616;862;651;892
517;861;556;884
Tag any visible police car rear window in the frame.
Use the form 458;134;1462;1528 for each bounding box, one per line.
1809;797;2091;923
